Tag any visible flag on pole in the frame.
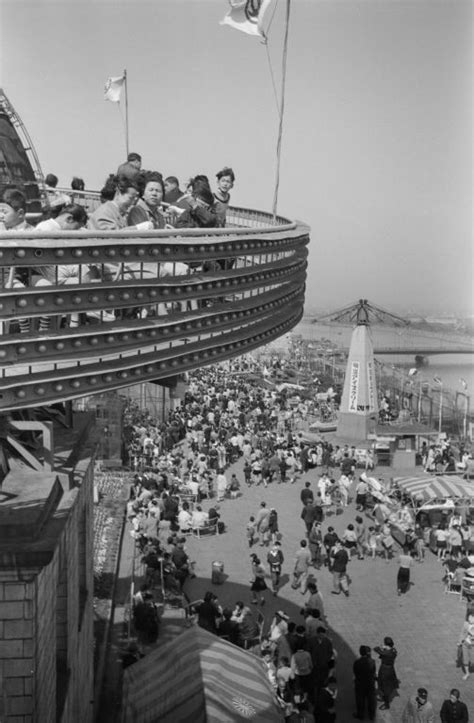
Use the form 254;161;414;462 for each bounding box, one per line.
433;376;442;385
408;368;418;376
220;0;271;39
460;378;468;390
104;75;125;102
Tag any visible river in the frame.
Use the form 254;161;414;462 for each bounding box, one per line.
294;320;474;394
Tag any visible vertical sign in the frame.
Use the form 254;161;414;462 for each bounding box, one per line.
349;361;360;412
367;360;376;411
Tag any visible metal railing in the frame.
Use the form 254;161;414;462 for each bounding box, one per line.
0;207;309;410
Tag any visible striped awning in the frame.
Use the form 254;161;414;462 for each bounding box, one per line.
394;475;474;502
121;626;284;722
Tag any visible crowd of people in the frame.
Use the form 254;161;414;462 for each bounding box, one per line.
119;356;473;720
0;155;236;332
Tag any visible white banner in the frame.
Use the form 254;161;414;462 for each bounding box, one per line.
104;75;125;103
367;360;376;411
348;361;360;412
220;0;271;38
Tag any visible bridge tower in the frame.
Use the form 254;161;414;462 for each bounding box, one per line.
316;299;408;442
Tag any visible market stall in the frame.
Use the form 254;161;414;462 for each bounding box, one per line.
393;475;474;551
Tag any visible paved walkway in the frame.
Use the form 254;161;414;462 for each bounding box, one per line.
101;458;473;721
181;460;473;721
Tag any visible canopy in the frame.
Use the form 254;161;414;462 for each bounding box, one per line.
121;626;284;722
394;475;474;504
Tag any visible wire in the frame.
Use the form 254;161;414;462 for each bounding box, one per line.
272;0;291;219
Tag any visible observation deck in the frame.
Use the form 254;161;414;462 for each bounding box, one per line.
0;204;309;411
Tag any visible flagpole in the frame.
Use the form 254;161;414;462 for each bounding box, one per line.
124;68;129;157
272;0;291;220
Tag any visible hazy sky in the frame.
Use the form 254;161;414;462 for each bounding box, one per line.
0;0;471;315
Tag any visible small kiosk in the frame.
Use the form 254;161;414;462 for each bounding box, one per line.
393;474;474;551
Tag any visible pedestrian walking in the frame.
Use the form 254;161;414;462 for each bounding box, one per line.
267;541;284;596
439;688;469;723
374;636;399;710
268;507;280;543
330;540;350;597
246;515;257;547
292;539;312;591
397;546;414;595
457;611;474;681
355;515;367;560
353;645;377;721
402;687;434;723
250;554;267;605
255;500;271;546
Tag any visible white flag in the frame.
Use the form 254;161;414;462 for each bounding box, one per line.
220;0;271;39
104;75;125;103
460;377;468;390
408;368;418;376
433;376;442;385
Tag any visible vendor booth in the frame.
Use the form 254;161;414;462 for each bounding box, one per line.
393;475;474;550
121;626;284;722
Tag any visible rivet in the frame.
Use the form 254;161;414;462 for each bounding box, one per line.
17;346;27;355
71;380;81;388
55;342;65;350
54;297;64;306
37;344;47;353
90;376;98;384
72;296;82;305
55;249;65;257
90;337;99;346
16;389;26;398
35;298;45;307
17;299;28;308
73;249;83;257
54;383;64;392
16;249;26;258
73;339;82;347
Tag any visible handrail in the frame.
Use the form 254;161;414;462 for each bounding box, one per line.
0;207;310;410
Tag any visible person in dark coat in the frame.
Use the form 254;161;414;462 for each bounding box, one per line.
300;481;314;506
374;636;399;710
353;645;377;720
440;688;469;723
307;626;334;693
218;608;241;645
314;676;337;722
197;591;221;634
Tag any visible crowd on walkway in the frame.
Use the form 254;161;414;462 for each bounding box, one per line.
120;356;473;721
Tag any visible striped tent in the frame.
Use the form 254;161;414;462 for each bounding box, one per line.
394;475;474;503
121;626;284;722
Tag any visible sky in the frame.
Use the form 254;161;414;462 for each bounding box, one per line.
0;0;472;316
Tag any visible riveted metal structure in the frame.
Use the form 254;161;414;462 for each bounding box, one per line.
0;206;309;411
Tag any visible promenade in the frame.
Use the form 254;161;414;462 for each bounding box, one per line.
101;457;473;721
181;459;473;721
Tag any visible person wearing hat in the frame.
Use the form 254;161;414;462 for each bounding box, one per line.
401;688;434;722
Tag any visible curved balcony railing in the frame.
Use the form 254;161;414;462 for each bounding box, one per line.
0;206;309;411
